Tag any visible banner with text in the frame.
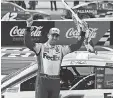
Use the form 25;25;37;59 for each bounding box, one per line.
1;21;54;46
1;21;111;46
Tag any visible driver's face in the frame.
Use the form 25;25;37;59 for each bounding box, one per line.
48;33;60;45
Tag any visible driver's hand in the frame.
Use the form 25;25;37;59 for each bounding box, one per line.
26;15;33;27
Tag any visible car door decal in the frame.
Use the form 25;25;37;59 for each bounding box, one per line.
2;12;17;21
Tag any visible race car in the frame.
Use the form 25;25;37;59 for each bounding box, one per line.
1;46;113;98
1;2;51;21
61;1;113;19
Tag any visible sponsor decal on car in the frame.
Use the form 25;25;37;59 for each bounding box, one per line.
6;87;19;93
2;12;17;21
77;10;97;14
70;60;86;65
95;67;105;89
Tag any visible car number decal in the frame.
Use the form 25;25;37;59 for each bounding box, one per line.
2;12;17;21
104;93;113;98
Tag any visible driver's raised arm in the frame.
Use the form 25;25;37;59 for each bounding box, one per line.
24;15;41;55
68;13;87;52
61;31;85;57
69;31;85;52
61;16;86;56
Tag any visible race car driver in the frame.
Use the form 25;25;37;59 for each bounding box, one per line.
24;14;87;98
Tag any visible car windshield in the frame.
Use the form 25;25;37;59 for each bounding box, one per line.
13;4;24;12
60;66;95;90
70;67;113;90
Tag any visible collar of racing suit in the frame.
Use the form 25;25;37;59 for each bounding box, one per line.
45;42;56;49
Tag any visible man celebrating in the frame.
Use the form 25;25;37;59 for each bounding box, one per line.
24;14;86;98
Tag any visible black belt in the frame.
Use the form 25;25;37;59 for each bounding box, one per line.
40;73;60;79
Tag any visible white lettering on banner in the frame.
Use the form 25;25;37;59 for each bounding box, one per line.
31;26;43;37
10;26;43;37
66;28;80;38
65;27;97;38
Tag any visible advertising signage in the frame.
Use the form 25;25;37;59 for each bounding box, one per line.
1;21;54;46
1;21;111;46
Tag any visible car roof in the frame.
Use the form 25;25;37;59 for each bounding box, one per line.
72;1;112;9
1;2;50;16
61;46;113;67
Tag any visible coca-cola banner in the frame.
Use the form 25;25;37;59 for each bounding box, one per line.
1;21;54;46
55;21;110;45
1;21;111;46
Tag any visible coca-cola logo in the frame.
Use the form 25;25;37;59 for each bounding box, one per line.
10;26;43;37
66;28;80;38
66;27;97;38
88;28;98;38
